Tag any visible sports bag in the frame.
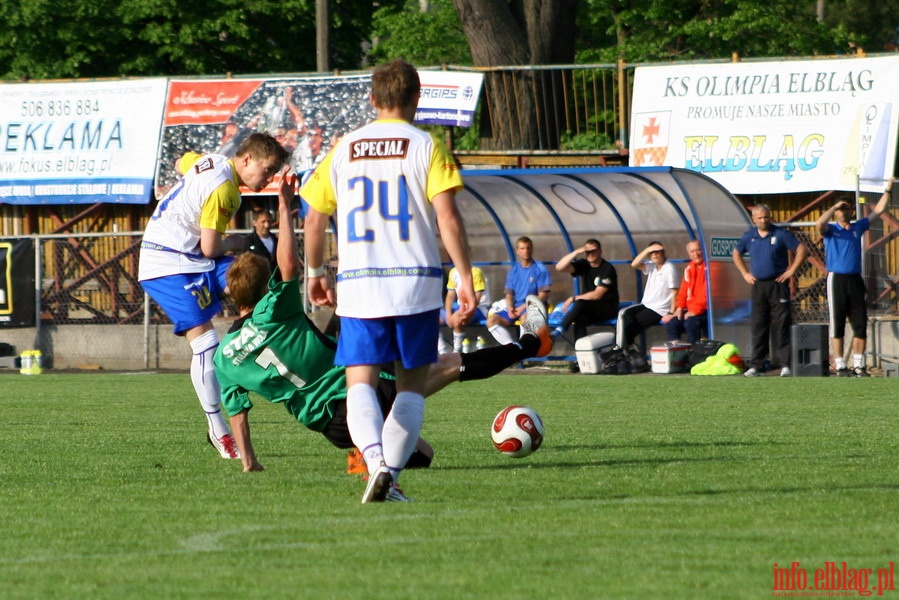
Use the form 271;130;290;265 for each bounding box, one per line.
685;339;725;370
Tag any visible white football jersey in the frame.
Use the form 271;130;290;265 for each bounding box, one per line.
138;155;241;281
301;119;463;318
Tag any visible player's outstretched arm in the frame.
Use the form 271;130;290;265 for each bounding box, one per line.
230;409;264;472
275;169;299;280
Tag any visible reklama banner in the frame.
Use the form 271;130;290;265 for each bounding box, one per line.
0;79;169;205
629;56;899;194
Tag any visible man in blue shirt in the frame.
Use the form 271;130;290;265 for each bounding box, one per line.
816;181;893;377
486;236;552;350
732;204;808;377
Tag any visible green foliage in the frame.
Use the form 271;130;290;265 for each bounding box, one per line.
2;0;894;80
821;0;899;53
0;0;370;79
1;372;897;598
575;0;857;64
0;0;129;79
560;130;617;151
371;0;471;66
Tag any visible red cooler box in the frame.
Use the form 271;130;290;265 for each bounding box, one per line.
650;343;691;373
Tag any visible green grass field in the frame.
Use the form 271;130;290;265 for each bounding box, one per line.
1;371;897;599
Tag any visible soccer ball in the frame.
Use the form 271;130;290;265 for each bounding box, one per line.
491;405;544;458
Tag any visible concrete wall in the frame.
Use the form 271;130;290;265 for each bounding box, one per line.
0;318;896;372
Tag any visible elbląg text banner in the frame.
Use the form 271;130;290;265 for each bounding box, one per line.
0;79;168;205
629;56;899;194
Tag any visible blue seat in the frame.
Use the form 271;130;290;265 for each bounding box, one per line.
594;301;635;327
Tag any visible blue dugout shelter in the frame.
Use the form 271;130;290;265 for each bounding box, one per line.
448;166;754;348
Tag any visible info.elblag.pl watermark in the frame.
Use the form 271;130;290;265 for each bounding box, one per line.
773;561;895;597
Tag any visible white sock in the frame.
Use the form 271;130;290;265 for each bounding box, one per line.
853;353;865;369
346;384;385;475
437;335;452;354
189;329;230;439
489;324;514;345
453;332;465;353
382;391;425;482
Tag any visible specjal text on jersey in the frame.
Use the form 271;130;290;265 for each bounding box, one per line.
350;138;409;161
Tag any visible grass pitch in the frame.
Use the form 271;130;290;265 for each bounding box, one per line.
0;371;896;599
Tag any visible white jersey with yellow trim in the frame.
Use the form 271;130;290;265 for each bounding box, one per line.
138;155;241;281
447;266;490;312
301;119;463;318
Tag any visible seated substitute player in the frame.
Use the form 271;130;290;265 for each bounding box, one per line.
440;264;491;354
213;184;552;498
139;133;290;460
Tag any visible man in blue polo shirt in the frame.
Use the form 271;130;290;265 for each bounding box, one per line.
816;181;893;377
732;204;809;377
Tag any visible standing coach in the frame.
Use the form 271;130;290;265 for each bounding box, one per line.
732;204;809;377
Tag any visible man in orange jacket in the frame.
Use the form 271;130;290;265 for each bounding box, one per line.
665;240;708;344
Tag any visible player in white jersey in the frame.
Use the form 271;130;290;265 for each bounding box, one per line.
302;59;476;502
139;133;290;459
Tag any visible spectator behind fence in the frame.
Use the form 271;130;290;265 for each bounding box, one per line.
816;181;893;377
616;242;679;352
244;208;278;270
486;236;552;346
665;240;708;344
550;239;619;342
732;204;808;377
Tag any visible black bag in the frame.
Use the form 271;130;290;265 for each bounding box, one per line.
598;346;631;375
626;347;650;373
685;339;725;370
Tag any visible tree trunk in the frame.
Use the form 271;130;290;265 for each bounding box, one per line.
452;0;578;150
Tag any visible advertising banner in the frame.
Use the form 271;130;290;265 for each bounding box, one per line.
0;79;168;204
156;75;374;198
629;56;899;194
416;71;484;127
0;239;36;327
157;71;483;198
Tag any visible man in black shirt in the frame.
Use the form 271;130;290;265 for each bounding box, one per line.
244;208;278;270
550;238;619;342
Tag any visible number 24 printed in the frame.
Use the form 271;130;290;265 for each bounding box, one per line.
346;175;412;242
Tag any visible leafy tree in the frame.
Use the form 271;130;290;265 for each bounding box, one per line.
371;0;471;65
449;0;580;149
0;0;129;79
0;0;372;79
820;0;899;53
575;0;855;63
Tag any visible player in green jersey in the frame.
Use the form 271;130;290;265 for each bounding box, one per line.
213;175;550;475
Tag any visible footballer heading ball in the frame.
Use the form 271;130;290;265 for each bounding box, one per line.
491;405;544;458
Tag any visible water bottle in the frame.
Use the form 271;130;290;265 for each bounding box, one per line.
19;350;33;375
476;336;487;351
31;350;44;375
462;338;471;354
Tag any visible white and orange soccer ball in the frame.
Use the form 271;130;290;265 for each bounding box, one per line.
491;405;544;458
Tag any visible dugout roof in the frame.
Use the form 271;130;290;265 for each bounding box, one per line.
452;166;753;342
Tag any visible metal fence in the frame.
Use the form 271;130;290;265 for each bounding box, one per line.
449;62;630;153
1;209;896;369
